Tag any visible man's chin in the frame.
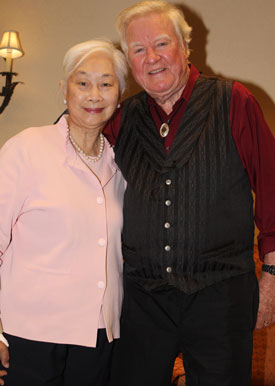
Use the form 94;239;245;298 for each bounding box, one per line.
144;87;172;101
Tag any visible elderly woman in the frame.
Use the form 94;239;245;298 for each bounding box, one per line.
0;39;127;386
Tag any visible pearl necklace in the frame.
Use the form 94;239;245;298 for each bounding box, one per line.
69;131;104;162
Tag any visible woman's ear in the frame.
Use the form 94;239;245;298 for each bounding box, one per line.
59;80;66;97
59;80;67;105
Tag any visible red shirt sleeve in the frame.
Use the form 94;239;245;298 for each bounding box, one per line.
230;82;275;259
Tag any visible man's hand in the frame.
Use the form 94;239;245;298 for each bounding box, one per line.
0;341;9;385
255;270;275;329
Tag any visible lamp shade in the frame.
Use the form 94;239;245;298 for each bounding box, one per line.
0;30;23;59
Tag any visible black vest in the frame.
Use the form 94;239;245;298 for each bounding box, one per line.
115;74;255;294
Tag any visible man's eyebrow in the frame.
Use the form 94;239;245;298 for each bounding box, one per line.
154;34;171;41
129;41;143;49
129;34;171;49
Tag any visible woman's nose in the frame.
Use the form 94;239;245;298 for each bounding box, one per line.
88;87;102;102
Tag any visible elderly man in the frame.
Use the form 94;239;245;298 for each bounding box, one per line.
106;1;275;386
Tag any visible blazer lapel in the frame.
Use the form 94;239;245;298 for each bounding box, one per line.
100;140;117;188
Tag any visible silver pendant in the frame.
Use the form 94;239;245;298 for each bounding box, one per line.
160;123;169;138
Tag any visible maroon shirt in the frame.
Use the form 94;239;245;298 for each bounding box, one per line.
105;64;275;260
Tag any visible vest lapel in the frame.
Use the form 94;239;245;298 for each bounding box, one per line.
164;75;217;170
122;92;167;172
125;77;217;174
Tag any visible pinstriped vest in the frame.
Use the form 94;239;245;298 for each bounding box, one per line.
115;74;255;294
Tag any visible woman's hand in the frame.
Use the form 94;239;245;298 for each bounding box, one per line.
0;342;9;385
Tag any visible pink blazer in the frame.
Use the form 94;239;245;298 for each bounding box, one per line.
0;116;125;347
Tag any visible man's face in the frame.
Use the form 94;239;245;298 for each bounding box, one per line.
126;12;189;102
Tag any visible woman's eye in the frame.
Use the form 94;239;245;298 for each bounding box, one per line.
78;81;87;87
157;41;167;47
102;82;112;87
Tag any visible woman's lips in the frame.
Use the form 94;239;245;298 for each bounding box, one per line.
84;107;104;113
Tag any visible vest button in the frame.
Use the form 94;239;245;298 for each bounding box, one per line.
164;222;171;229
164;245;171;252
165;200;171;206
166;266;172;273
165;179;172;186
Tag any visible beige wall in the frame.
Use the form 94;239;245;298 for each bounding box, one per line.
0;0;275;147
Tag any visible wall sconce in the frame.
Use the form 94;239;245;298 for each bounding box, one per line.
0;30;24;114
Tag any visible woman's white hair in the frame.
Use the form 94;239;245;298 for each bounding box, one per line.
116;0;192;58
62;38;128;94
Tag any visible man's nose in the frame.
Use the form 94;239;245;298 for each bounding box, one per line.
145;47;160;63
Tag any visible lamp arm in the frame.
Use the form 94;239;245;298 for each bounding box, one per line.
0;72;22;114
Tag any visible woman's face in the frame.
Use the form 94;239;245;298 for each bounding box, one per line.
64;51;120;133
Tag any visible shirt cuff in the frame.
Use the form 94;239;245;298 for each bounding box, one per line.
258;234;275;261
